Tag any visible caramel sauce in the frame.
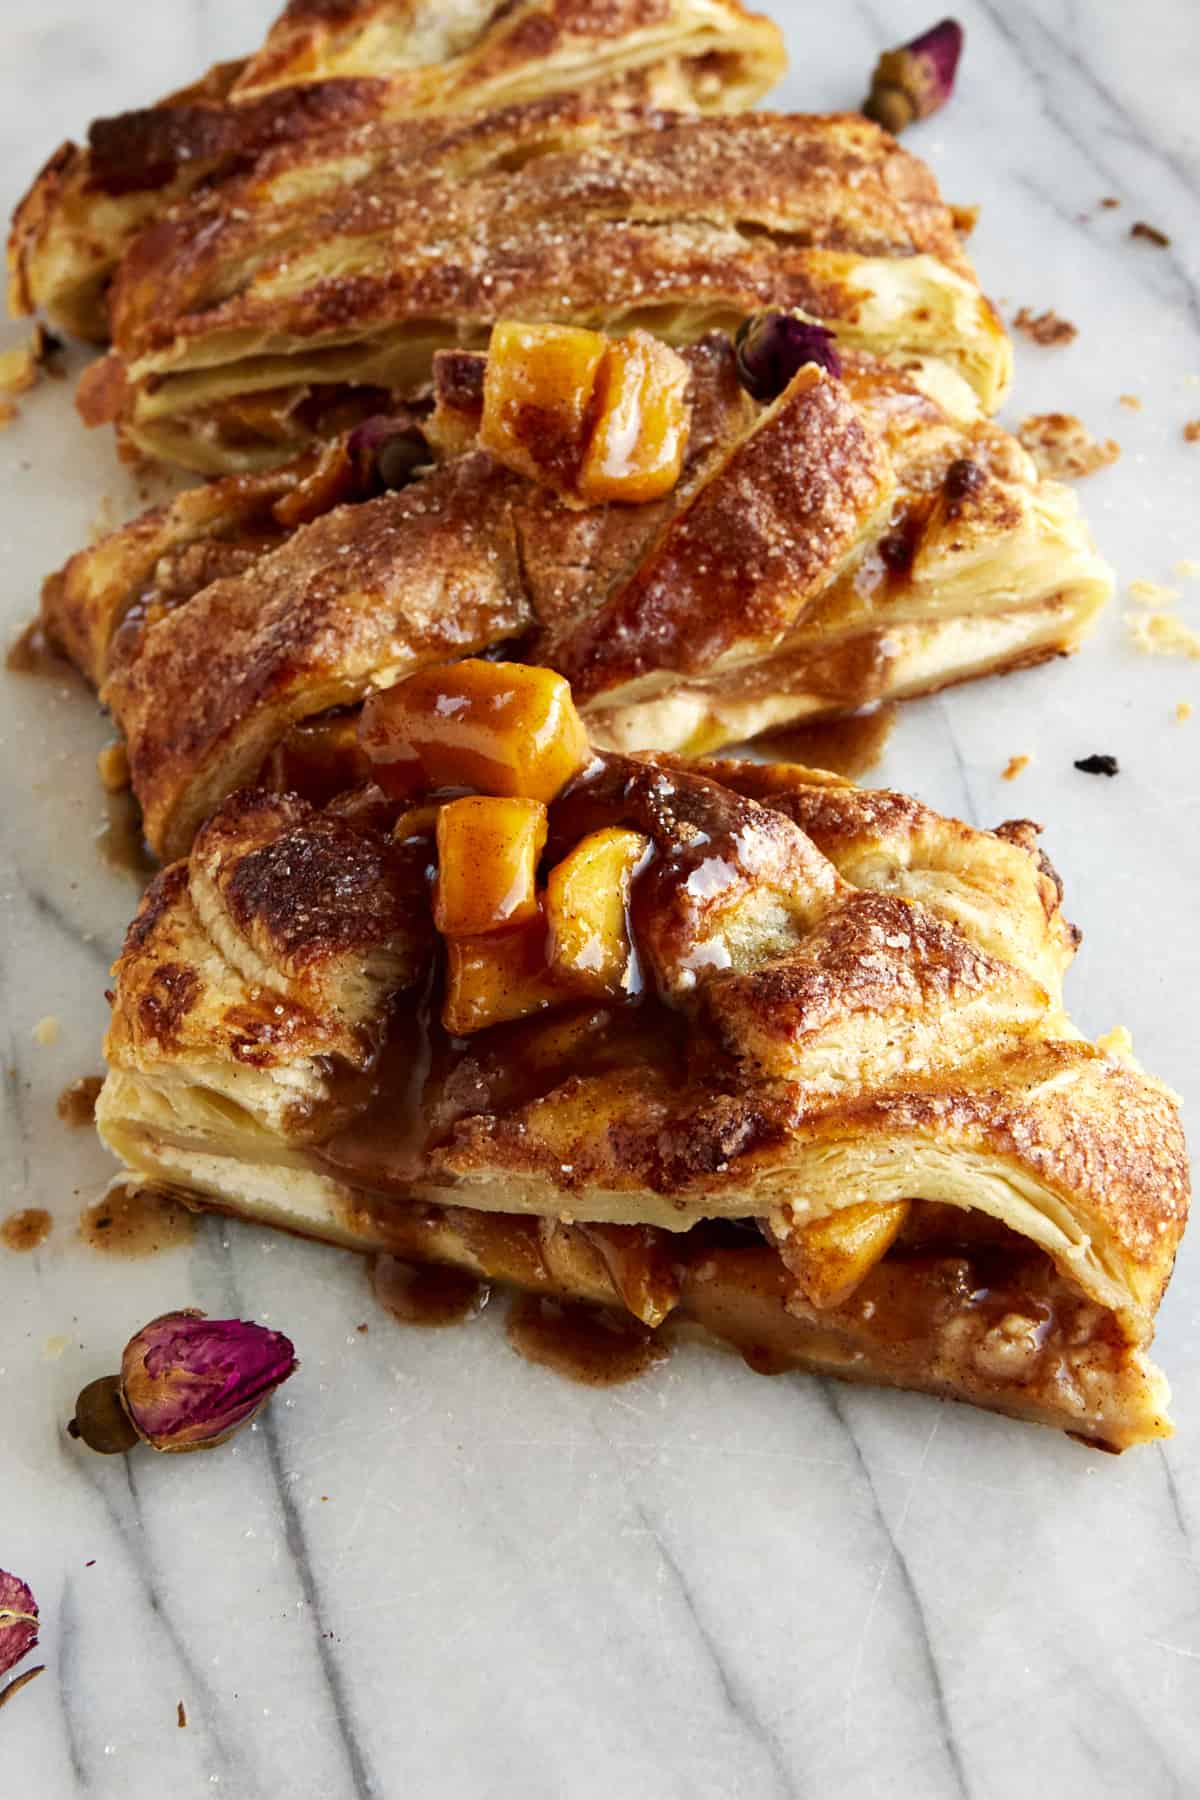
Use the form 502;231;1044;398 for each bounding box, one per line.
57;1075;104;1128
316;988;688;1199
96;787;157;882
372;1253;489;1327
1;1207;52;1253
506;1293;668;1387
5;618;86;686
760;703;896;780
79;1185;194;1257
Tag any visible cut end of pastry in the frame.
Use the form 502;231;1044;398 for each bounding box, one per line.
94;702;1188;1449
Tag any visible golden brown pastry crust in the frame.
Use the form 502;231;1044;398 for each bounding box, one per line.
46;340;1110;860
96;756;1189;1445
54;104;1001;471
8;2;785;340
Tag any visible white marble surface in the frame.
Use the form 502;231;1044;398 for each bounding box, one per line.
1;3;1199;1794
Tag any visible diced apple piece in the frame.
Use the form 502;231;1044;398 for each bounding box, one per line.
480;321;608;488
545;826;650;997
434;796;547;936
443;913;562;1035
781;1200;910;1310
578;332;691;504
359;659;590;803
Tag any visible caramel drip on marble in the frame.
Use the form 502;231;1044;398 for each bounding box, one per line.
1;1208;52;1252
96;788;157;883
371;1254;489;1327
79;1186;194;1257
506;1293;668;1387
759;703;896;779
57;1075;104;1128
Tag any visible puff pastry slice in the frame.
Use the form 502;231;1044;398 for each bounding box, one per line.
95;746;1189;1450
9;1;785;342
66;109;1006;471
44;335;1110;860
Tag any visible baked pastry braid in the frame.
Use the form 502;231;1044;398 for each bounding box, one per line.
96;744;1189;1450
44;335;1111;860
8;1;785;343
68;109;1005;472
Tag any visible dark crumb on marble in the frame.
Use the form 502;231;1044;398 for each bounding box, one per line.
1101;196;1121;208
1183;420;1200;443
356;1322;369;1334
1130;221;1170;247
85;1560;95;1568
1013;307;1078;346
1074;754;1119;776
321;1495;330;1502
178;1701;188;1729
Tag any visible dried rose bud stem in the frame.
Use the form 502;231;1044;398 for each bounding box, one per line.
69;1374;140;1454
863;18;964;134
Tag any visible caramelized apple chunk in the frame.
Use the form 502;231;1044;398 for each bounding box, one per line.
480;321;608;490
443;912;562;1035
434;797;547;936
774;1200;911;1310
546;827;650;997
359;660;590;803
480;321;691;504
578;332;691;504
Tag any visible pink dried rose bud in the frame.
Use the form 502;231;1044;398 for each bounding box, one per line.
0;1571;39;1677
734;312;842;402
69;1310;297;1455
863;19;964;134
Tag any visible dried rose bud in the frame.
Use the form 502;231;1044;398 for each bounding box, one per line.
0;1571;38;1677
345;416;430;492
863;19;964;134
734;312;842;402
69;1310;297;1455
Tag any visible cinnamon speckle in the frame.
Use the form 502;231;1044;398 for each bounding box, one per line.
1001;753;1031;782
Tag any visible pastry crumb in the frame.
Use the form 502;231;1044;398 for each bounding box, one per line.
1184;420;1200;443
33;1016;61;1046
1096;1025;1134;1062
0;397;17;430
96;741;131;792
43;1335;69;1360
1127;612;1200;659
1118;394;1141;411
1128;579;1180;607
1001;753;1031;781
1175;700;1193;722
1173;560;1200;580
1017;413;1119;479
1013;307;1077;346
177;1701;187;1729
1100;196;1121;209
1130;220;1170;247
950;202;979;237
0;342;38;397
